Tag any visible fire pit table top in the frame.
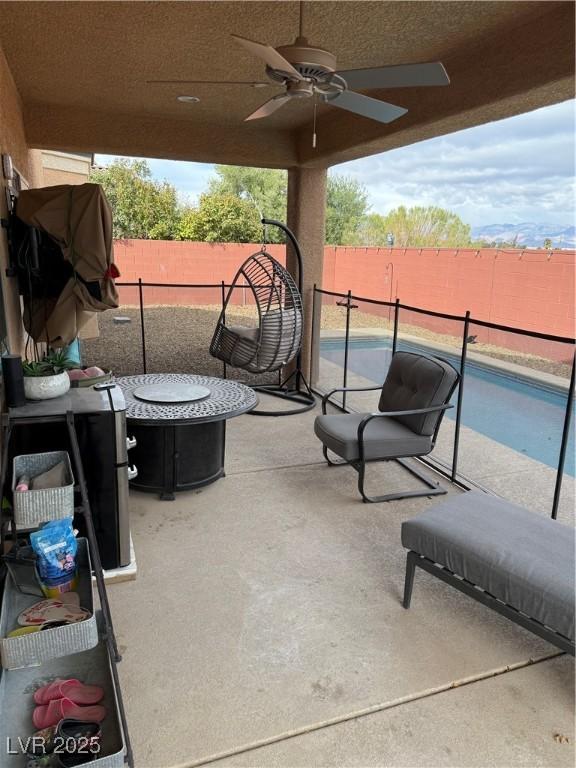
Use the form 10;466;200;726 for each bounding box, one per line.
115;373;258;424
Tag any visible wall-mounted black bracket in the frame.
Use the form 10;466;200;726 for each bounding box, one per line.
1;214;18;277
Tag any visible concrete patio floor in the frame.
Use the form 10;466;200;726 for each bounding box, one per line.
108;397;575;767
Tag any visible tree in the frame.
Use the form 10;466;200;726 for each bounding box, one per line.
208;165;370;245
90;159;181;239
177;194;262;243
477;238;522;248
208;165;287;242
380;206;472;247
354;212;390;247
326;174;370;245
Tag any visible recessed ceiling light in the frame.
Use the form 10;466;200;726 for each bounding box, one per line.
177;95;200;103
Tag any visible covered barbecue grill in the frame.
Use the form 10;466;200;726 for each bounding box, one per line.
14;183;119;347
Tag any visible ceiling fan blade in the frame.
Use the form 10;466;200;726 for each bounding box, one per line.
245;94;293;121
232;34;304;81
328;91;407;124
147;79;271;86
336;62;450;90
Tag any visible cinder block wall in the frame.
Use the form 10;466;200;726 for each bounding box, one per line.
112;240;575;362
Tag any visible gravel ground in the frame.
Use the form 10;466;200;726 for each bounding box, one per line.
81;303;572;381
80;305;277;384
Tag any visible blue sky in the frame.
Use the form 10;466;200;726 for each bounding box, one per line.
96;98;575;229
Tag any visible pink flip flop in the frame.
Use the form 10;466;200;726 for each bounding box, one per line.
33;697;107;729
34;678;104;706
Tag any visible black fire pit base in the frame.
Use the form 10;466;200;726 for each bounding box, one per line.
127;420;225;500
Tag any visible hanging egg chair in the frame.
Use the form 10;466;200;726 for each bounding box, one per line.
210;219;315;416
210;249;302;373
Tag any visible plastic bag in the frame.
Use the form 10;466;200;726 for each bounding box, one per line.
30;518;77;587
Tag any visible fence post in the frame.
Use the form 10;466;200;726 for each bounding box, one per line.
310;283;318;388
220;280;227;380
138;278;147;374
342;290;352;410
392;298;400;355
551;353;575;520
451;311;470;482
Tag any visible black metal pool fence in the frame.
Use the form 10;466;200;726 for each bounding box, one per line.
114;279;575;520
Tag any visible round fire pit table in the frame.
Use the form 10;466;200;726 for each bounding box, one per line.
115;373;258;499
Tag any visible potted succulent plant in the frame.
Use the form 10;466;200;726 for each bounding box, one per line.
22;350;76;400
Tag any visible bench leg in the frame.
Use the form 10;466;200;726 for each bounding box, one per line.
403;551;419;609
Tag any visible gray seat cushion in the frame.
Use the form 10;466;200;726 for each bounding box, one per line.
227;325;258;343
258;308;302;367
379;351;458;436
402;491;575;641
314;413;432;462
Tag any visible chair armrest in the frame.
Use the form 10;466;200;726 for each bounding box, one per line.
322;385;382;414
357;403;453;454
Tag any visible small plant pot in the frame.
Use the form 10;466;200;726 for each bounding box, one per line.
23;372;70;401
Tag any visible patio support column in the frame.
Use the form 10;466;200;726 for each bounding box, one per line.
286;165;326;386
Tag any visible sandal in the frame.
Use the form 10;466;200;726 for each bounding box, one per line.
34;679;104;706
33;698;106;729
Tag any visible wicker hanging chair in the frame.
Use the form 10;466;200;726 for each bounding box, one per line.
210;249;303;374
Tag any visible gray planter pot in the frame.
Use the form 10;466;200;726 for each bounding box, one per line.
23;371;70;400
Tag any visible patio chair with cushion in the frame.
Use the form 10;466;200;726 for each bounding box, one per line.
314;351;460;503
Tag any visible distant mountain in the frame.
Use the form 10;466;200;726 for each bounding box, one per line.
471;223;575;249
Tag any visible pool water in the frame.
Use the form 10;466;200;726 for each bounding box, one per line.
320;338;575;476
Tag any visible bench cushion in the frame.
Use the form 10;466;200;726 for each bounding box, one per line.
401;491;575;641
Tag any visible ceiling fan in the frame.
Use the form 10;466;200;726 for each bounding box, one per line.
150;2;450;127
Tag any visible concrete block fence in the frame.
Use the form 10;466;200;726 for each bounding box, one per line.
112;239;575;363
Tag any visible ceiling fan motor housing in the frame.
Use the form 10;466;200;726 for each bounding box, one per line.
269;37;337;83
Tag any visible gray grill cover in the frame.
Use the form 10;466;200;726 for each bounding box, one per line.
379;351;458;436
402;491;575;641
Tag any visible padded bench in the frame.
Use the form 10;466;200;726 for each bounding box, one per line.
401;491;575;655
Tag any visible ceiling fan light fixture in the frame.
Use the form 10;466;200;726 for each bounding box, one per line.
177;95;200;103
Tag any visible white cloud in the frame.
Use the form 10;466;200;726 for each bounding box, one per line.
333;99;575;227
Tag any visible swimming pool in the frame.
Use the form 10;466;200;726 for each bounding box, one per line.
320;337;575;476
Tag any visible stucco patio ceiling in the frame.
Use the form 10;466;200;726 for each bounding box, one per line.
0;1;573;169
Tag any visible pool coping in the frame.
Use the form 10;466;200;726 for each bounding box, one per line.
319;328;571;393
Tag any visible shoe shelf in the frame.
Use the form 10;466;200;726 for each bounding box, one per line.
0;617;126;767
0;410;133;766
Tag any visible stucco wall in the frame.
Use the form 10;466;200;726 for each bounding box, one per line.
0;44;42;354
41;150;92;187
113;240;575;362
